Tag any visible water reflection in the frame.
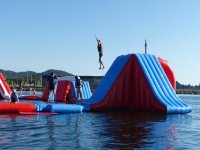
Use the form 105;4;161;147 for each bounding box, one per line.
44;113;83;150
0;110;192;150
80;112;191;150
46;115;56;150
85;112;168;149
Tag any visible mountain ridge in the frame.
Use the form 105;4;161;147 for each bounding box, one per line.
0;69;73;78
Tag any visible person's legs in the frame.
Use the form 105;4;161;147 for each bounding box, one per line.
48;90;55;103
80;88;83;100
99;57;104;69
76;88;80;100
101;61;104;69
99;53;104;69
99;57;102;69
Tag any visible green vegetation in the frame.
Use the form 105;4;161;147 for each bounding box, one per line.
1;69;200;94
176;81;200;90
176;81;200;94
6;76;42;87
0;69;73;91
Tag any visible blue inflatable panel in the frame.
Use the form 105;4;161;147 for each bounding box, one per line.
22;100;83;113
19;100;48;112
82;54;131;110
135;54;192;113
71;81;92;100
49;104;83;113
36;103;83;113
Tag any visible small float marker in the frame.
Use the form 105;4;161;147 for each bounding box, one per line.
145;40;147;54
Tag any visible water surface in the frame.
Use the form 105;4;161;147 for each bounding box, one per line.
0;95;198;150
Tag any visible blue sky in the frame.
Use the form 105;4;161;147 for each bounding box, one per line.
0;0;199;85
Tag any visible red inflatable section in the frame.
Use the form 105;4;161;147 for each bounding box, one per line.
42;83;50;101
158;57;176;91
0;73;11;94
90;55;166;112
55;80;71;102
0;103;36;114
22;95;41;100
0;73;11;99
42;80;71;103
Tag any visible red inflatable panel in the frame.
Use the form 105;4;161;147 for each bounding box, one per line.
55;81;71;102
42;80;71;102
22;95;41;100
0;83;5;95
0;103;36;114
0;73;11;94
158;57;176;91
42;83;50;101
90;55;166;112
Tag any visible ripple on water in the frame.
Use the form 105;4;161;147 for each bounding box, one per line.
0;95;199;149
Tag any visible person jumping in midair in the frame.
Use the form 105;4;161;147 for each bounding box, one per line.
96;36;105;70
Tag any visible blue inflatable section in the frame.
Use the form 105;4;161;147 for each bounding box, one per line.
22;100;83;113
135;54;192;113
45;104;83;113
71;81;92;99
82;54;131;110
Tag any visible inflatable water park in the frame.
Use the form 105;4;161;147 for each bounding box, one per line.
0;53;192;114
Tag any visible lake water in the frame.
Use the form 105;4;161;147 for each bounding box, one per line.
0;95;199;150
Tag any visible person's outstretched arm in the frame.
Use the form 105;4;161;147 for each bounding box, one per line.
95;36;99;42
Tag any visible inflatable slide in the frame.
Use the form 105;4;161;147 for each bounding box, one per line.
0;73;11;99
82;53;191;113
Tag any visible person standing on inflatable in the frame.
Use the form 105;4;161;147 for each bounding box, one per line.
96;36;105;70
47;72;55;103
53;74;59;95
75;76;83;100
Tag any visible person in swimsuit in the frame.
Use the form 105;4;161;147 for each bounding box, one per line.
9;89;20;103
47;72;55;102
96;37;105;70
75;76;83;100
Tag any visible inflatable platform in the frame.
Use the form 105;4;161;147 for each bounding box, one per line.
0;53;192;114
0;74;85;114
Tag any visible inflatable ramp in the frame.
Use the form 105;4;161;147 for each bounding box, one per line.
136;54;191;113
41;79;92;102
0;73;11;99
71;81;92;100
82;54;191;114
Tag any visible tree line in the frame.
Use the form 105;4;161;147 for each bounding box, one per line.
176;81;200;90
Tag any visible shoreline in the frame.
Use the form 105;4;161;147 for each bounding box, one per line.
8;76;200;95
176;89;200;95
10;86;200;95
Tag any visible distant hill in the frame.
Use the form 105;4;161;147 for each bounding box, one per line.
176;81;200;90
0;69;73;78
1;68;200;90
40;69;73;76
